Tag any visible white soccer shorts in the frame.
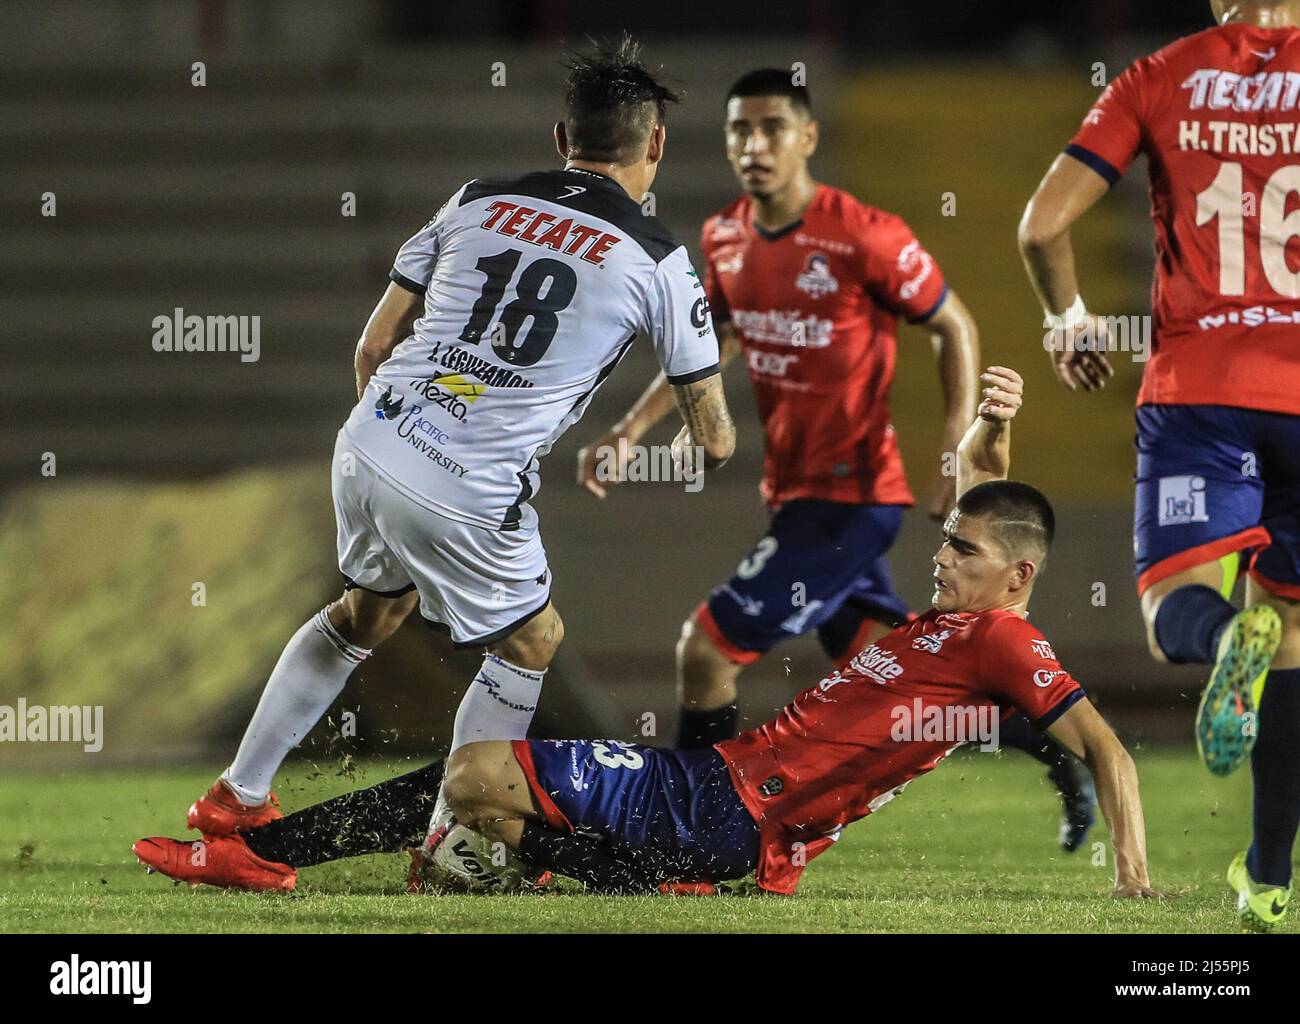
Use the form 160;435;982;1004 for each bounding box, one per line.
331;434;552;646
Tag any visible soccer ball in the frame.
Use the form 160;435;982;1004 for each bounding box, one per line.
410;805;543;894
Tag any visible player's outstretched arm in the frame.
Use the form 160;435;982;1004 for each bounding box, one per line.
1018;154;1115;393
922;291;980;521
577;322;741;498
354;282;423;398
1045;699;1165;899
955;365;1022;499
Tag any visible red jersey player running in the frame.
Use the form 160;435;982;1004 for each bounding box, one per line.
134;367;1162;899
578;68;1098;850
1020;0;1300;931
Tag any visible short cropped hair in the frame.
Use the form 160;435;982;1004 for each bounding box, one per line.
726;68;812;115
957;480;1056;565
561;35;681;164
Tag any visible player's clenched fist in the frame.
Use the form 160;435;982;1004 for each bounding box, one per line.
976;365;1024;421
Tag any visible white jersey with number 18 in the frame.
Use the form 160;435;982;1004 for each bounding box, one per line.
340;167;720;531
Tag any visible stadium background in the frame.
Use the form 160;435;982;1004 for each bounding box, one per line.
1;0;1224;768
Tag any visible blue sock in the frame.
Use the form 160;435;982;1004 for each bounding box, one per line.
1246;666;1300;888
1152;584;1236;664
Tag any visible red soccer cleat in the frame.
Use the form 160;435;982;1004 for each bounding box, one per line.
186;779;283;836
658;881;719;897
132;834;296;892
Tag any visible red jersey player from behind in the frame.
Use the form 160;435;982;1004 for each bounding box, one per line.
136;367;1163;901
1020;1;1300;930
579;68;1099;851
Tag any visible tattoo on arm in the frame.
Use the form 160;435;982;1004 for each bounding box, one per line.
676;377;734;469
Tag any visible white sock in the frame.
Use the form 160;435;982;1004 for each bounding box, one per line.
449;654;545;754
223;609;371;804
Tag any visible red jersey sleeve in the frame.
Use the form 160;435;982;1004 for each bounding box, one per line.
858;211;949;324
699;221;731;324
1067;59;1151;185
978;615;1086;729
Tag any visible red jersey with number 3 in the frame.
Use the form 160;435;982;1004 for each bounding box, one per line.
1068;22;1300;415
715;607;1085;895
700;185;949;507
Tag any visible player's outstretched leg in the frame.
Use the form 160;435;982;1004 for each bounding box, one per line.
188;588;418;835
137;760;446;891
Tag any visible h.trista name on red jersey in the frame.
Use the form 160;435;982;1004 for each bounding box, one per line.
479;201;621;265
1178;117;1300;155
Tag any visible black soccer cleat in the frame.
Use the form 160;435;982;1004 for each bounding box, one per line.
1047;755;1097;853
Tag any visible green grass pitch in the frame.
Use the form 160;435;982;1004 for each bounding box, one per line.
0;747;1282;933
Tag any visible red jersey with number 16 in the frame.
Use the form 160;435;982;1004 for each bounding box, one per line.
1068;22;1300;415
700;185;950;508
715;607;1085;895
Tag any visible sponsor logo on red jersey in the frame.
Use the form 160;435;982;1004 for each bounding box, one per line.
795;252;840;299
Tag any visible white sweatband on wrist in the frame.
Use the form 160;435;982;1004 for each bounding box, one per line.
1044;295;1087;331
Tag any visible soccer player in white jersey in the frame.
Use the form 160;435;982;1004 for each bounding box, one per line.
181;38;736;839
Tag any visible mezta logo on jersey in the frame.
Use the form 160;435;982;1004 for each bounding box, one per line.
151;307;260;362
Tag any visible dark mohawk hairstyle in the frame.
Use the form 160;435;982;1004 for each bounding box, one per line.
561;34;682;164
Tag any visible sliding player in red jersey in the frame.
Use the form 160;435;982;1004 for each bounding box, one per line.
1019;1;1300;930
134;367;1162;900
578;68;1098;850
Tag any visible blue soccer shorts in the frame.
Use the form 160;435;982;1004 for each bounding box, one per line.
697;499;912;665
1134;404;1300;600
514;739;760;883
